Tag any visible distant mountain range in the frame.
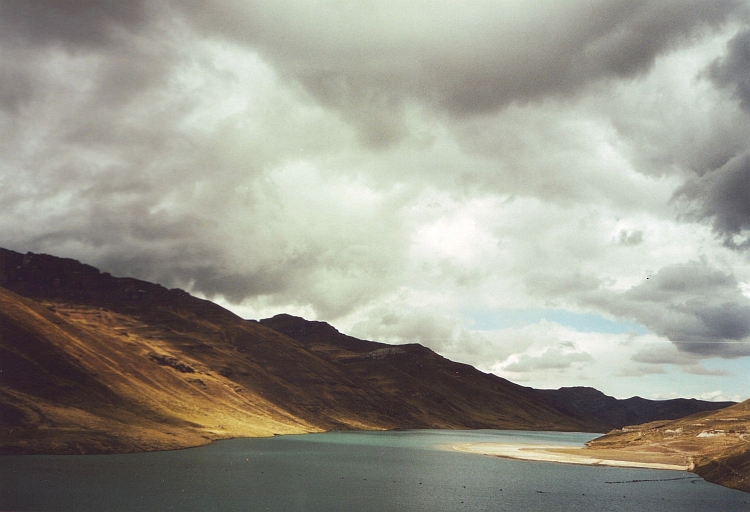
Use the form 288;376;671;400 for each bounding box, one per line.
259;316;736;430
0;248;739;464
538;386;735;429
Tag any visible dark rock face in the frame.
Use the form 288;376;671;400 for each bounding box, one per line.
0;248;236;323
148;353;195;373
259;313;386;354
539;386;735;429
1;248;161;302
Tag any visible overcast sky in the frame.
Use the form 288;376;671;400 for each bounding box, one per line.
2;0;750;401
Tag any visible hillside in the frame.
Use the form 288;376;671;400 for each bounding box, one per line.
260;314;606;432
0;248;600;455
539;386;735;429
585;400;750;492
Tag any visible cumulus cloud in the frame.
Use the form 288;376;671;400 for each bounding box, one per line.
176;0;748;145
694;390;743;402
614;364;668;377
617;229;644;246
350;307;458;347
0;1;168;116
669;28;750;252
2;1;750;399
0;0;150;48
631;345;733;375
589;263;750;357
677;152;750;249
502;347;594;373
709;28;750;111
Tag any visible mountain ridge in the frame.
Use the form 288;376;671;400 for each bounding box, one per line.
0;248;601;455
539;386;736;429
3;247;746;491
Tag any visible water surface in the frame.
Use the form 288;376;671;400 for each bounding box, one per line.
1;430;747;511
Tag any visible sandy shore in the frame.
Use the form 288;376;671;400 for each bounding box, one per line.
451;443;690;471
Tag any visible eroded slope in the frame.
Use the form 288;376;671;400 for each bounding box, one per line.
585;400;750;492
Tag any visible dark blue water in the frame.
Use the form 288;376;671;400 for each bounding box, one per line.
1;430;747;511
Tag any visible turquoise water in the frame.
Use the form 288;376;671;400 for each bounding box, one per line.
1;430;747;511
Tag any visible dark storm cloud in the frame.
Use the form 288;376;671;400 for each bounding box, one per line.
0;0;177;116
676;28;750;251
709;28;750;111
677;152;750;249
11;184;312;305
0;0;394;319
3;0;750;342
174;0;748;144
630;347;732;376
591;263;750;357
0;0;150;48
0;48;39;113
96;251;305;302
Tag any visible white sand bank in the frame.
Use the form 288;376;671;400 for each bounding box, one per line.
451;443;689;471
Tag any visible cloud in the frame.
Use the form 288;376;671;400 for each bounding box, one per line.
617;229;644;246
631;345;733;375
350;307;457;347
709;28;750;111
0;1;167;114
502;346;594;373
0;0;150;48
346;305;556;370
589;262;750;357
676;152;750;249
614;364;668;377
2;1;750;401
0;24;397;319
670;27;750;252
694;390;743;402
175;0;748;145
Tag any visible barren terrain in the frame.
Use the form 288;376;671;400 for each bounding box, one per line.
584;400;750;492
1;248;746;493
453;442;690;470
0;248;597;456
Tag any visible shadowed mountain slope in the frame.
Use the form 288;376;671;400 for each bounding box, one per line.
260;314;602;431
539;386;735;429
0;248;600;455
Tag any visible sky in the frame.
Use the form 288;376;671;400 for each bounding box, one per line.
2;1;750;402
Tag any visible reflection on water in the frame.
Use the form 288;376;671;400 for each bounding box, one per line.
1;430;747;511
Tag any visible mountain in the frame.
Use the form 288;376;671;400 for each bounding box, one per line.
259;314;607;431
0;248;600;455
539;386;735;429
585;399;750;492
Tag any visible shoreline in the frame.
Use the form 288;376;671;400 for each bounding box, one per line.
451;442;690;471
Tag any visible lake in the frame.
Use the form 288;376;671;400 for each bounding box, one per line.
1;430;747;511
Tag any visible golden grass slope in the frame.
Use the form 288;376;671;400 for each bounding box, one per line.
0;248;601;455
585;400;750;492
0;286;318;454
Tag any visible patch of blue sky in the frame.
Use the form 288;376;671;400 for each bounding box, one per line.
464;308;649;335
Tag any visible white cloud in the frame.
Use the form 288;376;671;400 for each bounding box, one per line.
2;1;750;400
